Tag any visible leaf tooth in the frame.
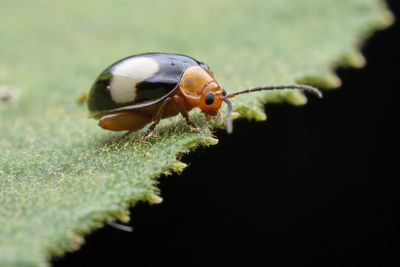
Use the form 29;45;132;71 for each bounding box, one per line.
147;194;163;204
377;9;395;29
169;161;187;172
115;209;130;223
341;51;366;69
296;73;341;89
201;136;219;146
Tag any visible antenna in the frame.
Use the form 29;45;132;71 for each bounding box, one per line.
226;84;322;99
222;84;322;134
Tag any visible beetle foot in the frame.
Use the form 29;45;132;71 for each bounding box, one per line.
141;131;153;141
187;122;200;133
142;124;156;140
141;132;151;141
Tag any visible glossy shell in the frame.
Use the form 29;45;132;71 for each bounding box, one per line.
87;53;208;117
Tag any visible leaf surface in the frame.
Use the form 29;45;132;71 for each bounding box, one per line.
0;0;392;266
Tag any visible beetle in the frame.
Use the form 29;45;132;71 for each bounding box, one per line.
87;53;322;139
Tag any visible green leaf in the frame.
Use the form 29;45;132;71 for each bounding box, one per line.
0;0;392;266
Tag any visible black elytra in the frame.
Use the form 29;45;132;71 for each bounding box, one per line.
87;53;209;116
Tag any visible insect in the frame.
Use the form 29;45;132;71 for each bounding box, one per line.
87;53;322;139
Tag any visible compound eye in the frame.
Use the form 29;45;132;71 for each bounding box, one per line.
205;92;214;105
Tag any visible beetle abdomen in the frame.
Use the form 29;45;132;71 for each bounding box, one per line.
87;53;208;116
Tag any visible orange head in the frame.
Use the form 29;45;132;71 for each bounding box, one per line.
179;66;226;116
180;65;322;135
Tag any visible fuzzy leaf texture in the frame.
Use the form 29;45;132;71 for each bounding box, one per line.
0;0;392;266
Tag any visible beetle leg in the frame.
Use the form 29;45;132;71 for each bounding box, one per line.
215;111;226;129
173;95;199;132
142;124;156;140
142;97;171;140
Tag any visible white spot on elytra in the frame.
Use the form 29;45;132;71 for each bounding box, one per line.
109;57;159;104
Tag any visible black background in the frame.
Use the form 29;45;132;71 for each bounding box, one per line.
54;1;399;266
